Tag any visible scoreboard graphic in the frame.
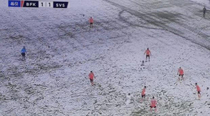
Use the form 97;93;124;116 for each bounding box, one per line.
8;0;69;8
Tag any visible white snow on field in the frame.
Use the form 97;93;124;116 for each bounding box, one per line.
0;0;210;115
191;0;210;6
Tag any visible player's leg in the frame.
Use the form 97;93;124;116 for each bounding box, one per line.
154;106;157;112
198;91;201;99
90;79;93;85
181;74;184;80
92;79;94;85
178;74;181;81
148;55;150;61
23;53;26;60
150;106;152;111
90;23;93;28
146;55;148;62
21;53;25;61
140;94;145;102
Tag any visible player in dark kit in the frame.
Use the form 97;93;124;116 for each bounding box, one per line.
21;46;26;61
203;6;206;18
141;60;145;66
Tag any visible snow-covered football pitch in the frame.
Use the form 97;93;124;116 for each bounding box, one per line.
0;0;210;115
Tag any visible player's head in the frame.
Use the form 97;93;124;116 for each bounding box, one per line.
147;48;149;50
90;71;92;73
195;83;197;85
23;46;25;48
152;96;154;99
144;86;146;88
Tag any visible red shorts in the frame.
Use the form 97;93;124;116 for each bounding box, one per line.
90;79;93;82
150;106;156;108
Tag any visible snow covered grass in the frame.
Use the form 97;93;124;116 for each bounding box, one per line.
0;0;210;115
191;0;210;6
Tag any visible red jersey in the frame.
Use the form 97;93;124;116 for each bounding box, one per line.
150;99;157;107
89;72;94;80
142;88;146;95
89;18;93;23
178;68;184;75
196;85;201;92
145;50;151;55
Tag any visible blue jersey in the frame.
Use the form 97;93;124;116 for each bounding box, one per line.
21;48;26;53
